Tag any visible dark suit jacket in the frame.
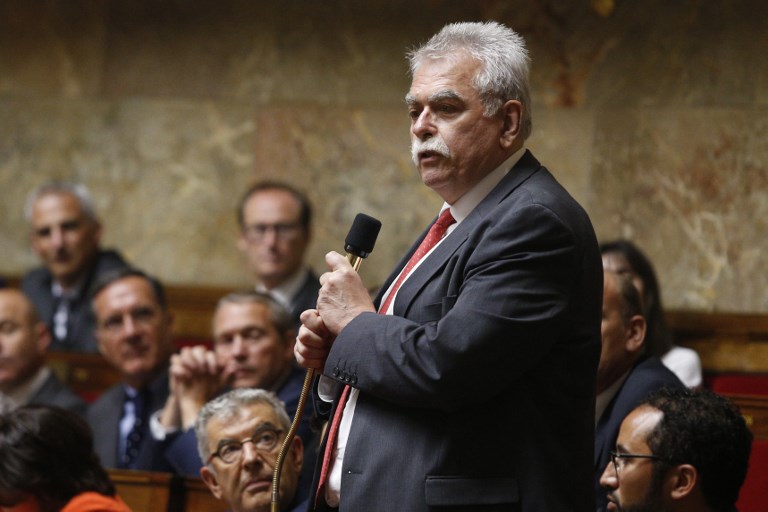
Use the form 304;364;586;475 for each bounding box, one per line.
86;370;172;472
312;150;603;511
21;249;129;353
28;369;87;416
289;270;321;332
594;356;684;512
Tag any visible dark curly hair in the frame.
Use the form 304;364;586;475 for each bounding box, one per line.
0;406;116;511
642;387;753;511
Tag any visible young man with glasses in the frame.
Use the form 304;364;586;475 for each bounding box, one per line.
599;387;752;512
196;388;308;512
236;182;319;331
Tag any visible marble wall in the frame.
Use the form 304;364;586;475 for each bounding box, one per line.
1;0;766;312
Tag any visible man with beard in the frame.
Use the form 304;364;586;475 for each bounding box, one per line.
153;291;313;487
87;268;175;471
22;181;129;352
196;388;308;512
599;387;752;512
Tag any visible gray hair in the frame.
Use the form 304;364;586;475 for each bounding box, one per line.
194;388;291;466
408;21;532;140
24;180;99;223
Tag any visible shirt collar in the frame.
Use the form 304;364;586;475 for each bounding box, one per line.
595;370;631;428
5;367;51;406
255;267;310;310
445;147;526;226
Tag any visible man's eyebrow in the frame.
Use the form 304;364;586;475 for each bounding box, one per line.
405;90;465;106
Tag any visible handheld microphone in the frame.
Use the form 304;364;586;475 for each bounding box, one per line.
344;213;382;271
271;213;382;512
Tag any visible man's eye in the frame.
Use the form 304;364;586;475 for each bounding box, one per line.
408;109;421;120
219;443;240;457
35;228;51;238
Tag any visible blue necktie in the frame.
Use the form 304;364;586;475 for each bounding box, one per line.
120;390;147;469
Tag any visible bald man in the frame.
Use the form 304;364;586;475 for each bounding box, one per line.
0;289;86;415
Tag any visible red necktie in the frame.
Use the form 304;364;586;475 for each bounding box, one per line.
315;208;456;507
378;208;456;314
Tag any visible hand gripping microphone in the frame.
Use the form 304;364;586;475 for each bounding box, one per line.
271;213;381;512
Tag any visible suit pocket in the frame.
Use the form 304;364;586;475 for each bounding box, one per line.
425;476;519;506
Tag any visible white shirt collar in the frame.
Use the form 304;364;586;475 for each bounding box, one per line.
445;147;526;227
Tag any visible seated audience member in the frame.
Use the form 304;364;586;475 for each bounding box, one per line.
196;388;308;512
237;181;319;330
595;270;684;512
155;291;314;479
22;181;129;353
87;267;175;471
600;387;752;512
601;239;702;387
0;405;131;512
0;289;86;416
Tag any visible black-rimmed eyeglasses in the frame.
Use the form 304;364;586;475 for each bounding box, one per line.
208;427;284;465
609;450;666;475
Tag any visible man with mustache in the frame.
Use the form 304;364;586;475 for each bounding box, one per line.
196;388;308;512
22;181;129;353
599;387;752;512
153;291;313;487
296;21;602;512
87;267;175;471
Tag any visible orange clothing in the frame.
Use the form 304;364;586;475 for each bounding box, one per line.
60;493;132;512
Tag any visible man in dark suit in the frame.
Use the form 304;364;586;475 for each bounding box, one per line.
153;291;314;483
0;289;86;415
295;22;603;512
22;181;128;353
237;181;320;331
87;268;175;472
594;270;684;512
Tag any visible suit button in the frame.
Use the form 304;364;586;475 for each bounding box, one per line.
351;375;358;385
332;367;340;377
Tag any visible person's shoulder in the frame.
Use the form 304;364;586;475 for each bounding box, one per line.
21;266;52;291
629;357;684;388
94;249;129;273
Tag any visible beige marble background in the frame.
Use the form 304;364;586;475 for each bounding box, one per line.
1;0;766;312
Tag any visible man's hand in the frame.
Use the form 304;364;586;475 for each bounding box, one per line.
169;345;225;429
316;251;376;334
295;309;334;370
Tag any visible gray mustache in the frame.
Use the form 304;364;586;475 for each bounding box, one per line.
411;137;450;165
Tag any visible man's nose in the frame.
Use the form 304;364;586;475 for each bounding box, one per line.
599;461;618;489
50;227;65;248
241;441;266;467
412;109;435;141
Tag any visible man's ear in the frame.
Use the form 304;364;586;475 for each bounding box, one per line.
236;231;248;253
668;464;698;500
624;314;647;355
34;322;52;354
289;436;304;472
200;466;225;500
499;99;522;149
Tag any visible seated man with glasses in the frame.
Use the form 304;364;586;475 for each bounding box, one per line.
196;387;308;512
236;181;319;331
600;387;752;512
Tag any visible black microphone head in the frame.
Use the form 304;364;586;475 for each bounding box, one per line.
344;213;382;258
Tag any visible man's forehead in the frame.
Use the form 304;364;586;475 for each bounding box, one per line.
95;277;158;310
617;406;663;451
214;301;271;330
208;403;277;438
